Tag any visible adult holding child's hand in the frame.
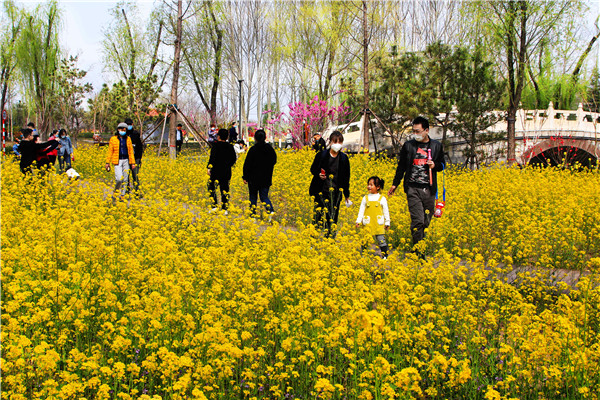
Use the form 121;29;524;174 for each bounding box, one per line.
388;116;445;258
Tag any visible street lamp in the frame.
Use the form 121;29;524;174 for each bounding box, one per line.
238;79;243;141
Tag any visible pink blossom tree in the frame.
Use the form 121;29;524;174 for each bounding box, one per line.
260;95;349;148
287;95;349;148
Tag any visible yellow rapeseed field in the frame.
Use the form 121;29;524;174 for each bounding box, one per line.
1;146;599;400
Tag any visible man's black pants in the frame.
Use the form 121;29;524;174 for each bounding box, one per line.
406;186;435;246
208;178;230;210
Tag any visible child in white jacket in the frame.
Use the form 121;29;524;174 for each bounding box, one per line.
356;176;391;258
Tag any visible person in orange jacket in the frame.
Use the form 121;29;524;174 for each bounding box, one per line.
105;122;136;201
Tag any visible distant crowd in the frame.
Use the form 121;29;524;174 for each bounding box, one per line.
13;122;74;175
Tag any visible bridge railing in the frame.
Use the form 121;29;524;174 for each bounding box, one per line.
439;102;600;165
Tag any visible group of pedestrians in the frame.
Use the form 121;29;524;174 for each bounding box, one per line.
17;116;444;259
206;122;239;146
16;115;444;258
205;115;445;259
105;119;144;202
207;128;277;216
16;122;75;175
309;116;445;259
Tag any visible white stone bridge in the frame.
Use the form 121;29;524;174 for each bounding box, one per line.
324;102;599;167
441;102;600;167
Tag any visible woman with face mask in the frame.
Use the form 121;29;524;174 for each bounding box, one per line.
57;129;73;172
309;130;352;238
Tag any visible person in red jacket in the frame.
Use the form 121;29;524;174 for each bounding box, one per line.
46;130;59;167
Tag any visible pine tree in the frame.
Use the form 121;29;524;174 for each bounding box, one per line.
450;47;505;169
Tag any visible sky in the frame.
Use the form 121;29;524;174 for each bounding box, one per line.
16;0;155;95
59;0;154;92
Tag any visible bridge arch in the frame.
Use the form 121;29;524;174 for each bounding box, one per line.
522;138;598;168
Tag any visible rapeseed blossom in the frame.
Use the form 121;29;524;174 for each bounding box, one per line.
1;147;599;399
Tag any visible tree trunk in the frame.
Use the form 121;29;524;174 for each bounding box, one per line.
257;67;262;127
572;28;600;83
361;0;369;151
470;131;476;170
1;73;9;119
168;0;183;160
324;47;335;101
508;1;528;164
275;59;280;112
527;61;541;108
208;1;222;126
505;0;527;165
267;67;272;130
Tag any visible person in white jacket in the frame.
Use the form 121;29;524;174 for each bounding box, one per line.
355;176;391;258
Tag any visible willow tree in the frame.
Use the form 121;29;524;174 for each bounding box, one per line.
0;0;23;117
15;1;61;136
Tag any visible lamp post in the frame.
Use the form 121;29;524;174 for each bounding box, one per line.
238;79;244;141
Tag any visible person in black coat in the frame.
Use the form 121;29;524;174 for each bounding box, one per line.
309;130;352;238
228;121;238;143
125;117;144;194
18;128;59;174
242;129;277;216
311;133;326;152
388;116;445;252
207;128;237;211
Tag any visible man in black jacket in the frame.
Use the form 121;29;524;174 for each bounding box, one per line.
207;128;237;212
18;128;60;174
242;129;277;217
125;118;144;194
388;116;445;251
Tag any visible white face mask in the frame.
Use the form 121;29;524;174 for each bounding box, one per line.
413;133;427;142
330;143;343;153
